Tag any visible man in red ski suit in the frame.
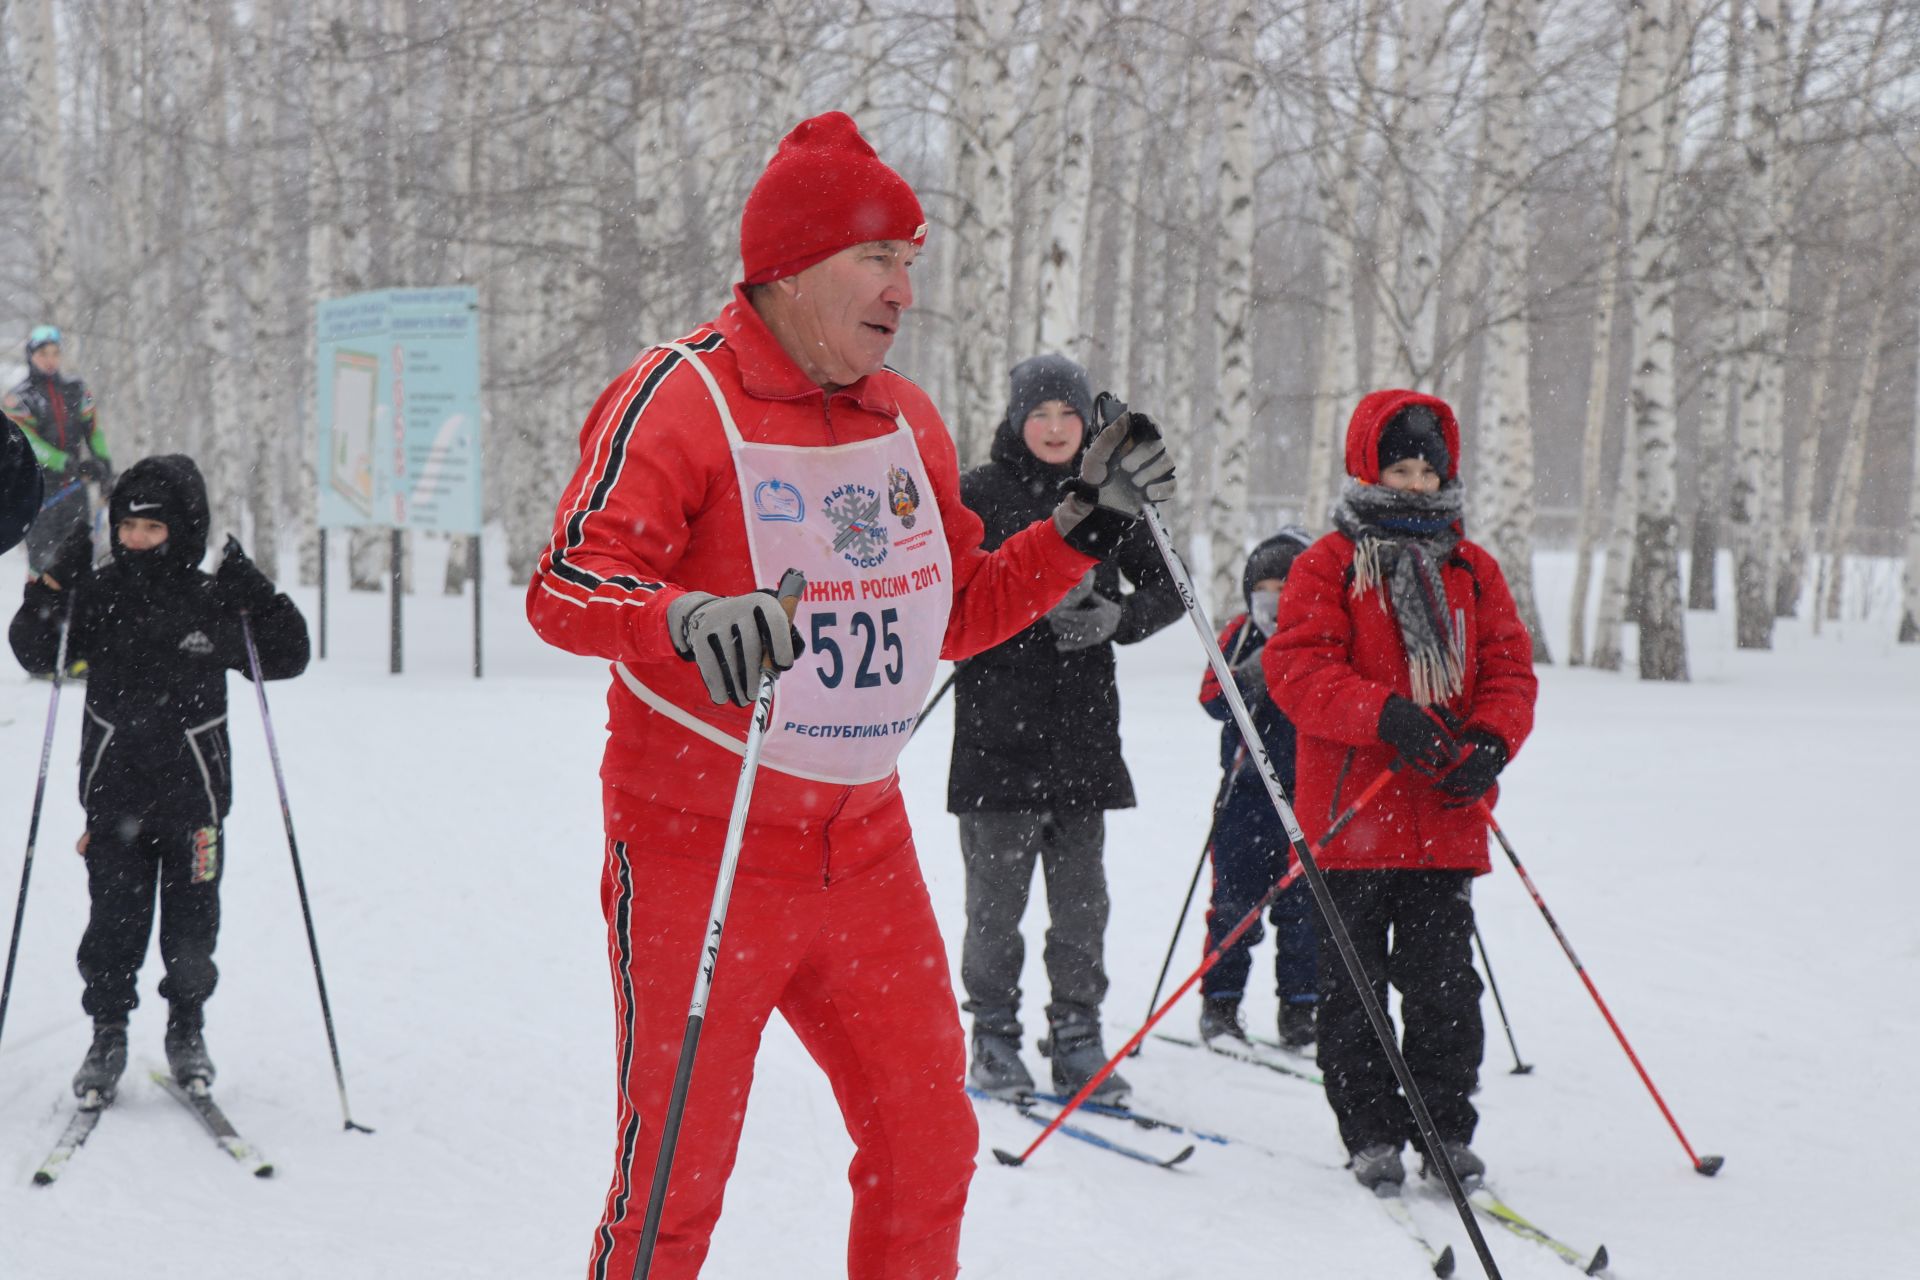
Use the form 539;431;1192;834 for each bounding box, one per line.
1264;389;1536;1190
526;112;1176;1280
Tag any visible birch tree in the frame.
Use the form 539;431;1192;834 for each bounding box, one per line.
1303;0;1378;527
1472;0;1549;661
949;0;1018;465
1208;7;1257;614
1686;0;1744;612
1567;64;1630;665
1623;0;1686;680
1727;0;1800;649
1036;0;1096;361
1815;282;1894;624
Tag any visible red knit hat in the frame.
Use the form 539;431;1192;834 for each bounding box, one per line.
740;112;928;285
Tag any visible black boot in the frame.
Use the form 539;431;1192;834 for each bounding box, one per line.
1043;1015;1129;1107
165;1005;215;1087
1198;995;1249;1044
73;1017;128;1103
969;1026;1035;1099
1277;1000;1317;1049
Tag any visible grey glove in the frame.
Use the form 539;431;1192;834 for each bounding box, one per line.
666;589;802;708
1053;393;1178;557
1049;590;1123;651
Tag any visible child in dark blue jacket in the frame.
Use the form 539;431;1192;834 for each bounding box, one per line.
1197;527;1318;1048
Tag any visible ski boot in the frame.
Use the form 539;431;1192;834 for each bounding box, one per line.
1042;1015;1129;1107
1277;1000;1317;1050
165;1005;215;1088
73;1017;128;1104
1198;995;1250;1044
1422;1139;1486;1187
968;1026;1035;1100
1349;1143;1406;1194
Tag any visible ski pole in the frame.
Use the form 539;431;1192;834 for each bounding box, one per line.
0;601;73;1054
997;763;1396;1171
1121;455;1504;1278
1131;767;1235;1055
240;612;373;1136
907;663;959;741
1473;923;1533;1075
1479;803;1722;1176
635;569;806;1280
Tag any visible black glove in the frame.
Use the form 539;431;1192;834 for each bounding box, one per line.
69;456;112;486
1053;393;1177;558
215;536;279;612
1376;694;1461;772
43;522;96;592
666;589;803;707
1437;729;1510;807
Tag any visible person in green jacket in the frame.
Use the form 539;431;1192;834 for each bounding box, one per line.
5;324;111;574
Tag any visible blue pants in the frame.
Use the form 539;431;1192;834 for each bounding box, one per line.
1200;778;1317;1004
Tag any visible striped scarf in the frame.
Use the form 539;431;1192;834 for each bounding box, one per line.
1332;477;1467;707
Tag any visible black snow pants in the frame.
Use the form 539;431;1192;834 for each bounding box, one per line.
1315;869;1483;1156
78;816;224;1021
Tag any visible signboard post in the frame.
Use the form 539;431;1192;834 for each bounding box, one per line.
314;287;483;675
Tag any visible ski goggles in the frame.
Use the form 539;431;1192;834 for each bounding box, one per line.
26;325;61;352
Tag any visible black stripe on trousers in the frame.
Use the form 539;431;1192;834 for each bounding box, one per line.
593;840;640;1279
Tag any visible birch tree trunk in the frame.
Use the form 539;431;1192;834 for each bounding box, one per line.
1387;0;1448;386
1728;0;1796;649
1036;0;1095;362
1623;0;1686;681
194;0;252;549
1304;0;1374;527
1816;285;1892;625
1589;419;1639;672
1472;0;1548;662
1207;7;1257;615
1686;0;1743;612
949;0;1017;466
1103;60;1147;395
1567;62;1630;665
1162;71;1209;554
20;0;76;323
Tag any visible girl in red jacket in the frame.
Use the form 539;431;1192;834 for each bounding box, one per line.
1264;390;1537;1193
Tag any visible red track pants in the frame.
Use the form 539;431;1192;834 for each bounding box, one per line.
586;835;977;1280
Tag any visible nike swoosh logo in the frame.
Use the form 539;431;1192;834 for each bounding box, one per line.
129;502;161;512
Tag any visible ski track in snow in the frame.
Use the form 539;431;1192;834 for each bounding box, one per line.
0;542;1914;1278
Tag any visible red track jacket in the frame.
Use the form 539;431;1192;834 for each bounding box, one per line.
1262;391;1537;874
526;290;1095;880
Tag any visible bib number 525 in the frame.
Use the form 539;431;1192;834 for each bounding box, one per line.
810;609;905;689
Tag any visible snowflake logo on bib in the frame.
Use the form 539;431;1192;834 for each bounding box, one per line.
824;483;890;569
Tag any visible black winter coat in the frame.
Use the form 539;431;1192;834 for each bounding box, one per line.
9;459;309;825
947;417;1182;813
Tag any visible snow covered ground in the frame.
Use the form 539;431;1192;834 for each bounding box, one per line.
1;537;1916;1279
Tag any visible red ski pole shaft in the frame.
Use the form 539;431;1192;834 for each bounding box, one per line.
998;765;1396;1168
1479;804;1723;1176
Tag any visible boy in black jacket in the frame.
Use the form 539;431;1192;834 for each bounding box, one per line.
9;454;309;1102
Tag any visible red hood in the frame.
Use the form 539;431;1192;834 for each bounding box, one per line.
1343;389;1461;484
